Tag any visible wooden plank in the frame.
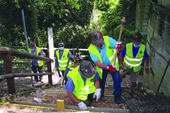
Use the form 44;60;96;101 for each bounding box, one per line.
0;73;53;79
9;101;130;112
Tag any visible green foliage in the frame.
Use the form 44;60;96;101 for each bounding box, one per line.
0;0;137;49
97;0;136;44
53;23;92;48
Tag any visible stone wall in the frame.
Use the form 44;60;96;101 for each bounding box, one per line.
158;0;170;8
136;0;151;34
136;0;170;97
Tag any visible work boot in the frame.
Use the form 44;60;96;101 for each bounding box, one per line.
114;94;122;104
129;90;136;97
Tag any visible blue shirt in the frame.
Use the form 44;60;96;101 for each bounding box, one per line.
89;36;117;65
121;45;148;58
55;49;74;67
64;68;100;93
31;48;45;66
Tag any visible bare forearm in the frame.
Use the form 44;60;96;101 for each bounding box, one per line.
95;60;108;69
119;54;124;65
145;57;149;66
67;91;81;104
94;80;100;88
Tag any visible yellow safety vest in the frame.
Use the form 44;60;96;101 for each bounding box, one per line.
67;66;96;101
88;36;119;79
56;49;72;71
124;42;145;72
29;47;44;66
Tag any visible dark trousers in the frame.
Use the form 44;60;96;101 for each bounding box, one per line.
32;65;44;82
82;93;94;106
100;69;122;96
61;68;70;84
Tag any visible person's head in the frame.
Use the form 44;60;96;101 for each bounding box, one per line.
80;60;96;78
91;30;104;49
58;41;64;51
132;32;143;47
30;42;36;49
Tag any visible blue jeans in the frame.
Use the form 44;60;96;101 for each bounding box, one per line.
99;69;122;95
61;68;70;84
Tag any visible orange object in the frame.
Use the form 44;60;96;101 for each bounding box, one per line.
56;99;64;110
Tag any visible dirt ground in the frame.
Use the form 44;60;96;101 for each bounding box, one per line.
0;72;170;113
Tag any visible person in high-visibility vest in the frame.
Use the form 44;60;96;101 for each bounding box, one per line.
64;60;101;110
88;30;123;104
55;41;74;84
119;32;149;97
29;41;46;82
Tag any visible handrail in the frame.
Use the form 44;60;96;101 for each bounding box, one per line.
0;73;53;79
0;47;53;62
0;46;54;94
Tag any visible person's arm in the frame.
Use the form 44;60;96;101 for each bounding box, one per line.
68;51;74;60
67;91;81;104
144;48;149;74
119;46;126;69
95;60;108;69
55;55;59;68
145;56;149;74
64;77;78;103
108;36;117;48
94;80;100;88
65;77;86;110
90;51;115;72
119;54;124;69
93;72;101;102
40;50;46;57
95;60;116;72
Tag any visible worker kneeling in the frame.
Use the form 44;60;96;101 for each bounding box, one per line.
64;60;101;110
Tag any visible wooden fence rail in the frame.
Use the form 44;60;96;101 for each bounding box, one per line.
0;46;54;94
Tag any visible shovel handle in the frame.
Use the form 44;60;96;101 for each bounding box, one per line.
113;17;126;65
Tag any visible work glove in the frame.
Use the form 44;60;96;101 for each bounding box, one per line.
78;101;87;110
77;53;82;60
116;42;123;49
93;88;101;101
107;65;116;72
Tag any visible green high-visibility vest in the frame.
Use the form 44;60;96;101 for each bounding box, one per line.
29;47;44;66
67;66;96;101
88;36;119;79
124;42;145;72
56;49;72;71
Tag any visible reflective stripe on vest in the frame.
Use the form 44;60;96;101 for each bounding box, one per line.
56;49;72;71
88;36;119;79
124;42;145;72
67;66;96;100
29;47;44;66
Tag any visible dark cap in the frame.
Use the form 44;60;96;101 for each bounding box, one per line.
80;60;96;78
133;32;142;42
58;41;64;46
91;30;104;45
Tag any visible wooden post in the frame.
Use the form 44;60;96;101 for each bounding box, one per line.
47;27;55;85
47;61;53;85
3;52;16;94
